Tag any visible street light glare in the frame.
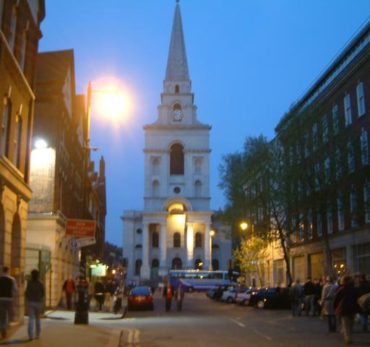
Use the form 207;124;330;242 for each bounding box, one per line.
95;85;130;123
240;222;248;231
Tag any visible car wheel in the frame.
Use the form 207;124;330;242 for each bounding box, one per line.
256;300;265;309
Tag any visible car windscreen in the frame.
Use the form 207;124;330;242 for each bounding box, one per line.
131;287;150;296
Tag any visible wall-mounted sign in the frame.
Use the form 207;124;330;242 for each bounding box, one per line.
66;219;96;238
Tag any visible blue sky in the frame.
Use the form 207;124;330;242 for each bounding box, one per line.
39;0;370;246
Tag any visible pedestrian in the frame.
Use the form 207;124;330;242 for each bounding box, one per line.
321;276;338;332
355;273;370;332
334;275;358;345
0;267;17;339
62;277;75;310
289;279;304;317
175;282;185;311
163;282;173;312
94;279;105;311
303;277;315;316
25;269;45;340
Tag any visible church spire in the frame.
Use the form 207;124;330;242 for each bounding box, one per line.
165;1;189;82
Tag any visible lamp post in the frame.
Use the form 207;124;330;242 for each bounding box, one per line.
210;229;216;271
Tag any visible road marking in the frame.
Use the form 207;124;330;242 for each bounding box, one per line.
125;328;141;346
252;328;272;341
230;318;246;328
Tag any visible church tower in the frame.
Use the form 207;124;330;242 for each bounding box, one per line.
123;1;213;280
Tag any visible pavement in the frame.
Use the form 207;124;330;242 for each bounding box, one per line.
0;310;124;347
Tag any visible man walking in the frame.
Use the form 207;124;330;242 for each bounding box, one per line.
0;267;17;339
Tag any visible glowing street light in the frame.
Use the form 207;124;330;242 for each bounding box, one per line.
240;222;248;231
210;229;216;271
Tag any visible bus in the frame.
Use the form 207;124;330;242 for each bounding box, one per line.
168;270;239;292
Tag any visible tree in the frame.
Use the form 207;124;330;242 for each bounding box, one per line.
233;235;268;287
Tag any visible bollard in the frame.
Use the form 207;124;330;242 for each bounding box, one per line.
74;277;89;324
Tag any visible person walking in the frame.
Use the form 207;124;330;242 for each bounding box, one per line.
334;275;358;345
94;279;105;311
289;279;304;317
321;276;338;332
355;273;370;332
62;277;75;310
25;270;45;340
175;282;185;311
303;277;315;316
163;282;173;312
0;266;17;339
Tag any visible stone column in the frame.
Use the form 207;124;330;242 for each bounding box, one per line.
186;223;194;268
141;222;150;280
159;221;168;276
204;224;211;270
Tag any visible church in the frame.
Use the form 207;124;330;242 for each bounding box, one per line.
122;2;231;282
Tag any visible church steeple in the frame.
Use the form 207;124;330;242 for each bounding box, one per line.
165;1;190;83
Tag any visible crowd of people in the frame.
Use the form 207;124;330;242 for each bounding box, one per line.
289;273;370;345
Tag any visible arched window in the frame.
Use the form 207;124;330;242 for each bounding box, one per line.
194;259;203;270
195;232;202;248
172;257;182;269
152;231;159;248
175;85;180;93
173;232;181;248
194;180;202;197
153;180;160;197
135;259;142;276
170;143;184;175
212;259;219;271
1;98;12;157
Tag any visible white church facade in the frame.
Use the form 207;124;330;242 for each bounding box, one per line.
122;2;231;282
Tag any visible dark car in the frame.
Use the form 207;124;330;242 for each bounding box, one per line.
249;287;290;309
127;286;154;310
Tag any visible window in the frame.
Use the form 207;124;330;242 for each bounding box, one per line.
135;259;142;276
173;232;181;248
364;182;370;223
172;257;182;270
307;210;313;239
195;232;202;248
151;258;159;268
337;195;345;231
347;142;355;173
212;259;219;271
1;98;12;157
170;143;184;175
152;157;160;175
327;208;333;234
194;180;202;197
312;123;318;151
335;148;342;180
152;231;159;248
357;82;366;117
314;162;320;191
350;187;358;228
316;213;322;237
14;114;22;168
332;104;339;134
344;94;352;126
8;5;17;51
322;115;328;143
361;128;369;166
175;85;180;93
324;157;330;183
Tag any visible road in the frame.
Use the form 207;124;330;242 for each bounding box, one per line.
117;292;370;347
3;292;370;347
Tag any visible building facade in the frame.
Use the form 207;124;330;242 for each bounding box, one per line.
26;49;106;307
242;21;370;287
122;2;231;282
0;0;45;321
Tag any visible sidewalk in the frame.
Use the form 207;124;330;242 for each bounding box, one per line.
0;310;123;347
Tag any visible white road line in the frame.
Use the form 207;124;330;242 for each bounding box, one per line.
230;318;246;328
252;328;272;341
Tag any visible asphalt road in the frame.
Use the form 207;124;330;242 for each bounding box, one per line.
117;291;370;347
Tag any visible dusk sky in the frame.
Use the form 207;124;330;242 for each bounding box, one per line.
39;0;370;246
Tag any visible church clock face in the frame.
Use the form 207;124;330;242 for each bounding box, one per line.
173;108;183;122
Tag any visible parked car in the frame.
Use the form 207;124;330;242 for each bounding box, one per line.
127;286;154;310
221;286;238;303
210;285;229;301
235;288;253;306
249;287;290;309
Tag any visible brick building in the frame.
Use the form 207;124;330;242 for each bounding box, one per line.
0;0;45;321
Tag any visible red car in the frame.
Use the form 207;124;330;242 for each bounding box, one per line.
127;286;154;310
